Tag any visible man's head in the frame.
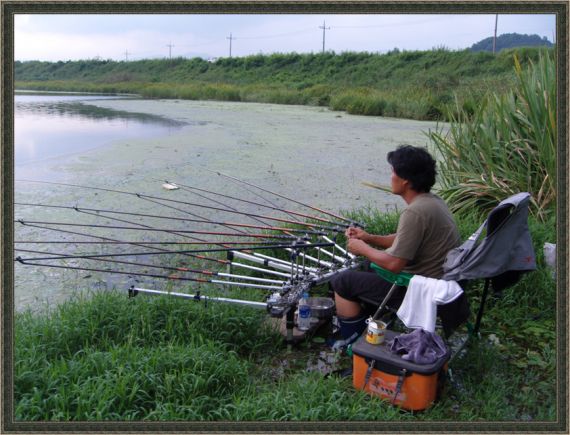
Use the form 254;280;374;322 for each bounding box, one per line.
387;145;437;194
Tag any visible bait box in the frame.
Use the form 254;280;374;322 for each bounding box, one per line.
352;329;449;411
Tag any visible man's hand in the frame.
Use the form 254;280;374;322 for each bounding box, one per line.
345;226;368;241
347;238;408;273
346;238;369;256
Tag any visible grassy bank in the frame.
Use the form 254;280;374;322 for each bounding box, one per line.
15;47;552;122
14;211;556;421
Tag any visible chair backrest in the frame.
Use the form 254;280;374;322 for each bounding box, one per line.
442;192;536;291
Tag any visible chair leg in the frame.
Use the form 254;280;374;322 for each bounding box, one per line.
371;283;399;321
473;278;491;335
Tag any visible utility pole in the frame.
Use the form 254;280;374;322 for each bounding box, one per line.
492;14;498;54
227;33;235;57
124;49;130;62
319;20;330;53
166;42;174;60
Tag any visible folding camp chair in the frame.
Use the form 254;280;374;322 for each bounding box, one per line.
368;192;537;342
367;264;469;340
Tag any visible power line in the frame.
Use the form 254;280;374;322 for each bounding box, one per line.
237;27;315;40
331;16;450;29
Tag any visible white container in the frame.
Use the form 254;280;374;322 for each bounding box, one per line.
366;320;386;345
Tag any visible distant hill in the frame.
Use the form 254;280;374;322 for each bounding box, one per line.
471;33;553;52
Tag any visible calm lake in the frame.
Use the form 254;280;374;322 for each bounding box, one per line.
15;93;185;180
13;94;441;311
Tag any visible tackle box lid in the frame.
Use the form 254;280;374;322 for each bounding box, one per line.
352;329;450;375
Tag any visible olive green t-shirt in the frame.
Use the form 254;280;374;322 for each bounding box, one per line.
385;193;460;278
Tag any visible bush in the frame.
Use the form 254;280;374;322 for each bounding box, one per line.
428;51;556;221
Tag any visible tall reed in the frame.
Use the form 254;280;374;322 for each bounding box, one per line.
428;51;556;221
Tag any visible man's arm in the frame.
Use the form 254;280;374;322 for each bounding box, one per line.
347;239;408;274
345;227;396;249
363;234;397;249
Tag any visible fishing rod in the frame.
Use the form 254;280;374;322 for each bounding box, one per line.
16;179;345;267
156;180;306;242
51;203;334;274
16;220;229;265
16;179;340;232
134;192;341;232
16;179;256;245
228;250;322;274
162;179;350;227
65;200;319;276
59;200;292;274
16;241;336;262
129;287;268;310
160;178;304;228
15;248;287;285
72;201;308;277
154;182;341;271
15;258;284;290
127;192;257;239
159;177;303;229
177;171;304;227
226;261;291;278
166;179;355;269
201;168;364;227
16;180;345;276
154;180;352;266
16;221;294;278
14;240;282;246
15;203;327;236
74;205;319;256
16;220;296;240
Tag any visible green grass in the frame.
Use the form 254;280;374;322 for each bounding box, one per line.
15;47;551;122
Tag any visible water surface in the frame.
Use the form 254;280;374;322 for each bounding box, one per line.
15;93;185;179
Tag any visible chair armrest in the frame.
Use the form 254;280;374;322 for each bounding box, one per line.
370;263;413;287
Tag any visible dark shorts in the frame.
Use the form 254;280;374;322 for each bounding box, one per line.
330;263;407;313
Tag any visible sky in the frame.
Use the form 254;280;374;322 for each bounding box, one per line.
14;13;556;62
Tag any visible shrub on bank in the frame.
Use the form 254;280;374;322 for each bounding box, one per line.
428;51;556;221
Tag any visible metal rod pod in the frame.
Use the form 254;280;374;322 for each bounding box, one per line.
129;287;268;309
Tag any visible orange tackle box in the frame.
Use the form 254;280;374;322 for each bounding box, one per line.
352;329;449;411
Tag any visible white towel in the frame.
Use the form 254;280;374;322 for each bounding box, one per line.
396;275;463;333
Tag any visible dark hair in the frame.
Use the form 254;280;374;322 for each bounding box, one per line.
387;145;437;193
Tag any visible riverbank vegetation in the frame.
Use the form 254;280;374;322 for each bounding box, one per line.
429;52;556;221
15;46;552;122
13;48;558;421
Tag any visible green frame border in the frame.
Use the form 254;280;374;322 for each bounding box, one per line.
1;1;568;433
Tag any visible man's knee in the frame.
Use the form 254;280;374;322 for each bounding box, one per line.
334;291;362;318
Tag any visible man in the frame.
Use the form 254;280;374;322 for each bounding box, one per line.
330;145;461;346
